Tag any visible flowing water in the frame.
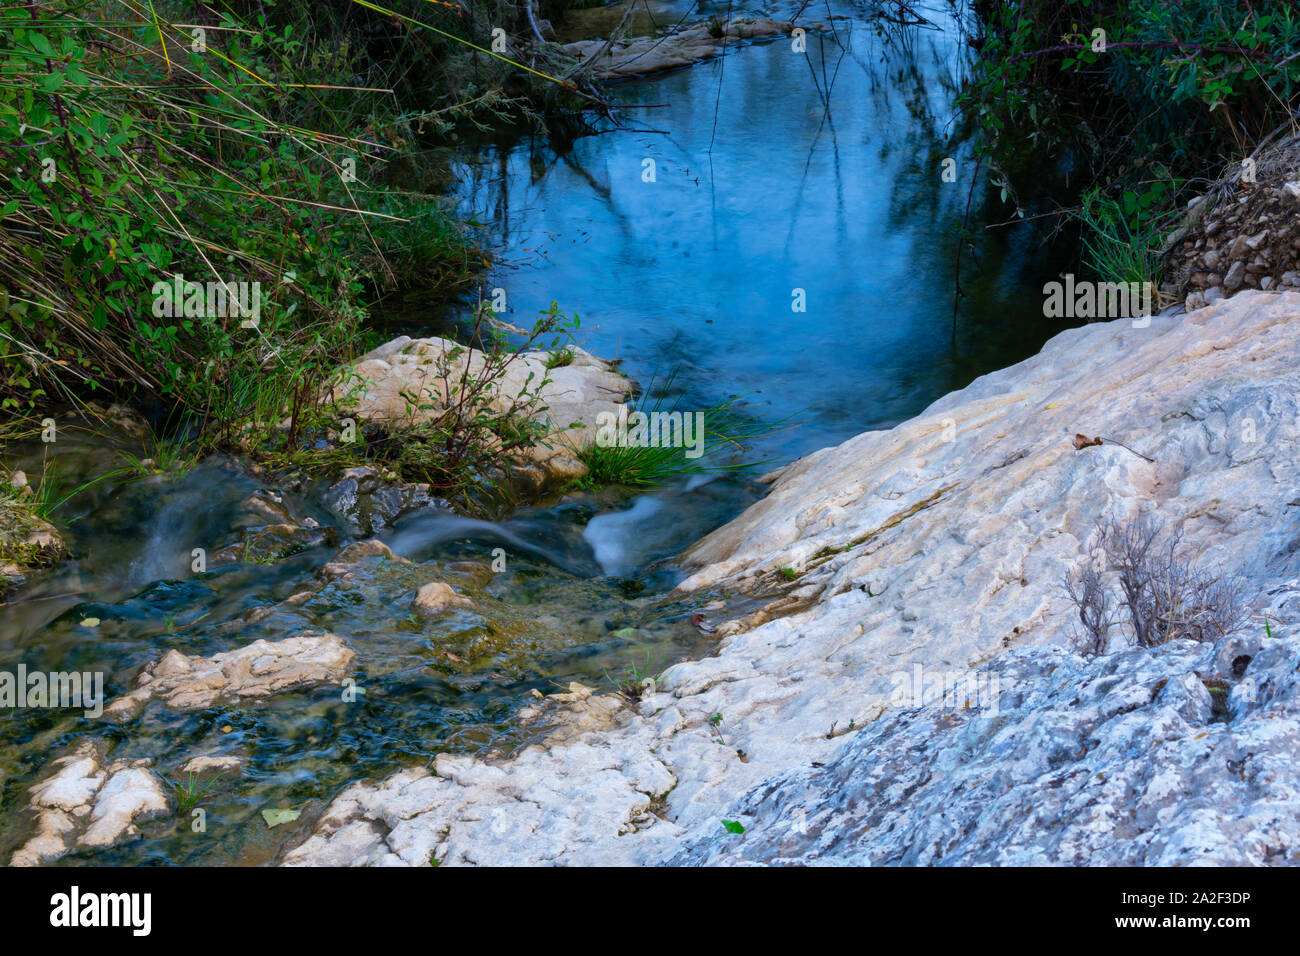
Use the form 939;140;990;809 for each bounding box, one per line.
0;0;1070;865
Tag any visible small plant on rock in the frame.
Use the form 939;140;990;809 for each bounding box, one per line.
544;346;575;370
1064;514;1248;655
604;651;663;701
169;771;226;814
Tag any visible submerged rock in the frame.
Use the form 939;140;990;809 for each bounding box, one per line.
180;754;246;775
444;560;494;588
11;741;169;866
282;290;1300;866
322;466;451;536
234;488;300;528
207;488;339;567
412;581;474;615
104;630;356;720
211;521;338;567
317;538;409;585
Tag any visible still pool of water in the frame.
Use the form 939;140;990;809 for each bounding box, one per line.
446;0;1068;462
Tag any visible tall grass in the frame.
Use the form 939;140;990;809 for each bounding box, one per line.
578;375;782;488
1070;186;1167;287
0;0;501;430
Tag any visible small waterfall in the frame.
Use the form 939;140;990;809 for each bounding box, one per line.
387;511;592;575
583;497;665;577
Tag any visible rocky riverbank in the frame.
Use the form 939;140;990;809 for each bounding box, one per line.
283;288;1300;865
1165;134;1300;311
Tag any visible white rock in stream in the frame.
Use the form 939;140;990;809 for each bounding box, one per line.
332;338;632;488
181;754;246;775
11;742;169;866
105;631;356;720
283;290;1300;866
412;581;474;615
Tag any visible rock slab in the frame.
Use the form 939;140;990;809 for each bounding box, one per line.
284;290;1300;866
105;631;356;720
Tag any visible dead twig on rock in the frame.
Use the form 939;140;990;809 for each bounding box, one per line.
1071;432;1154;463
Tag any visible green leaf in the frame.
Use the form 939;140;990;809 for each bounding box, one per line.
261;808;301;828
722;819;744;834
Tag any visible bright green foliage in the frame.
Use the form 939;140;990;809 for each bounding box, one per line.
0;0;478;423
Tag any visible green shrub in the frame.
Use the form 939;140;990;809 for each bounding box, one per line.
961;0;1300;278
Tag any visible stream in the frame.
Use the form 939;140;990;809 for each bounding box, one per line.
0;0;1070;866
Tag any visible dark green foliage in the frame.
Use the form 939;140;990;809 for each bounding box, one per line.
961;0;1300;282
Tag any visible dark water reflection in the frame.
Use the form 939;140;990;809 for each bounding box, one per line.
446;0;1071;461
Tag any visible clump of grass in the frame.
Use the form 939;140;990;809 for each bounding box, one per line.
1069;186;1168;288
577;373;782;488
115;424;201;480
603;651;665;702
544;346;576;370
168;770;226;814
11;450;133;524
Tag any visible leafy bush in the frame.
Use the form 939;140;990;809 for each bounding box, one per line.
962;0;1300;283
0;0;557;433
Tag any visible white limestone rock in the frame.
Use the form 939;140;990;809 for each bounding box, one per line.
11;742;169;865
331;337;631;487
105;631;356;720
283;290;1300;866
